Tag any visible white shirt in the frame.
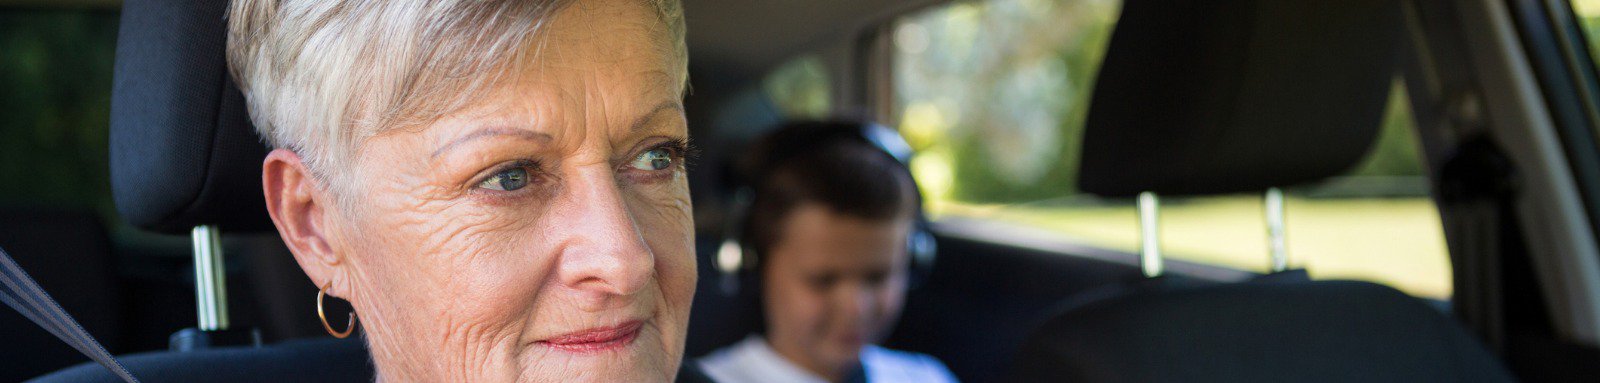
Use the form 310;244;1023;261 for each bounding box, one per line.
697;336;959;383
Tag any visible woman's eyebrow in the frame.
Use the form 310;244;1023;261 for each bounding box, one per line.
431;102;679;158
630;101;685;134
431;128;553;158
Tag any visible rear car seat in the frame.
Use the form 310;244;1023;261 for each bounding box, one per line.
1010;0;1513;381
1010;281;1514;382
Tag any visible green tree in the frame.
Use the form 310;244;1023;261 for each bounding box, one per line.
0;11;119;212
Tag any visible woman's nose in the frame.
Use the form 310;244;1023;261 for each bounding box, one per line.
553;166;655;301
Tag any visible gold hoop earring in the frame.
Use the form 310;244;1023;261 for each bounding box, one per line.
317;282;357;339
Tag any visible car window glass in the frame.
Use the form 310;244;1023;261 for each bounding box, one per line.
763;55;832;119
1570;0;1600;68
0;10;118;212
891;0;1451;298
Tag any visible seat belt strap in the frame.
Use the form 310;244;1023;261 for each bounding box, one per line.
0;246;138;382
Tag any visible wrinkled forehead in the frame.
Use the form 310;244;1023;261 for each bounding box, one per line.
525;0;685;89
386;0;686;146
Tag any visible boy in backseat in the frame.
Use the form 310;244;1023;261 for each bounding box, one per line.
698;120;958;383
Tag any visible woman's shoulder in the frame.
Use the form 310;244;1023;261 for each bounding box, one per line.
861;346;959;383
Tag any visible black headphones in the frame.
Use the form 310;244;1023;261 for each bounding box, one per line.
714;120;937;296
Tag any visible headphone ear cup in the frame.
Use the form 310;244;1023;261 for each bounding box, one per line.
739;244;759;283
717;187;756;296
714;238;745;295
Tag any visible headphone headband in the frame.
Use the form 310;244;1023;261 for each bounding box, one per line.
743;121;913;184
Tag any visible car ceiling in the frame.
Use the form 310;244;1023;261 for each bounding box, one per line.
5;0;949;87
684;0;946;80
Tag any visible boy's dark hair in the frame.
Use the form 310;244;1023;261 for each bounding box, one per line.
737;120;920;262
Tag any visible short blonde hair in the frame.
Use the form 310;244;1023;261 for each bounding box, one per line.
226;0;687;196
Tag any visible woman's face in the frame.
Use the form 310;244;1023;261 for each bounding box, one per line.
761;204;911;381
296;1;693;381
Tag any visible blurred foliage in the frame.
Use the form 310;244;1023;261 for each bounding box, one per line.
1348;84;1425;177
763;56;832;119
895;0;1119;204
1574;2;1600;78
0;10;118;212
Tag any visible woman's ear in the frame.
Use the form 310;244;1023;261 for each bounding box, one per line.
262;148;347;295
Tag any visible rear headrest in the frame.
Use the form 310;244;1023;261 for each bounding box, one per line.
1077;0;1403;197
110;0;273;234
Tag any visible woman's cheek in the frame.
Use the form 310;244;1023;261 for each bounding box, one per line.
638;185;695;267
633;179;696;324
628;176;694;245
364;184;479;256
369;196;554;337
425;198;552;270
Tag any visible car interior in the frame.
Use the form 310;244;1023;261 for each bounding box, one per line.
4;0;1600;382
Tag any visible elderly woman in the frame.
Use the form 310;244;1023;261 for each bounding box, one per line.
229;0;695;381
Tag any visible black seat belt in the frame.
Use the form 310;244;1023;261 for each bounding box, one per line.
0;246;138;382
1438;135;1515;353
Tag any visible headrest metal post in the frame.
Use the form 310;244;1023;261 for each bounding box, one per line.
190;225;230;331
1265;187;1289;272
1137;191;1164;278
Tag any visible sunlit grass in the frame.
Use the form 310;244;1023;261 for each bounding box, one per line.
936;196;1453;298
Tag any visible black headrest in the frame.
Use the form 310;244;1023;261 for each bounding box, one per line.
1077;0;1403;197
110;0;273;234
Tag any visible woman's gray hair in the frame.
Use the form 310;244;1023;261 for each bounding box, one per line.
226;0;687;198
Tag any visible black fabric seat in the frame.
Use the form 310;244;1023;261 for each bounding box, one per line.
31;337;372;383
0;208;121;382
1009;281;1515;382
34;336;721;383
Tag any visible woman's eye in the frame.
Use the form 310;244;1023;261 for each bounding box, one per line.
477;167;531;191
628;148;675;171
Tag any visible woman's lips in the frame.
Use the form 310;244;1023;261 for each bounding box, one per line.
537;320;643;353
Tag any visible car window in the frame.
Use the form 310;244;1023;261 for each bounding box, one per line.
762;54;833;119
1571;0;1600;65
891;0;1451;298
0;10;118;212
